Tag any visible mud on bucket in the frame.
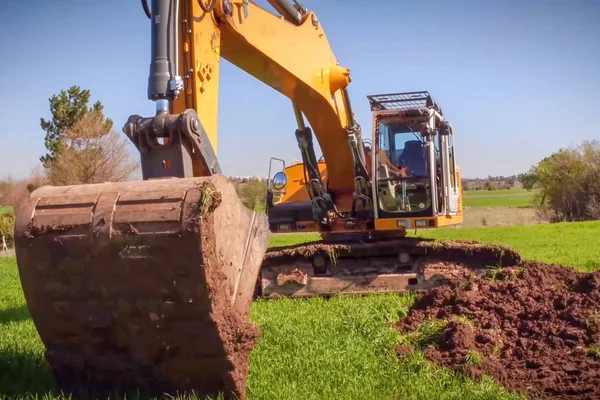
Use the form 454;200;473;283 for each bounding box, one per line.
13;175;270;399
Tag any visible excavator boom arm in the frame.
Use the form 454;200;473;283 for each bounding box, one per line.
140;0;370;210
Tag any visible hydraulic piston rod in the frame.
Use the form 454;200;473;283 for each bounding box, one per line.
148;0;183;109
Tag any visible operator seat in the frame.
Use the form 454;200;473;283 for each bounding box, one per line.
401;140;428;176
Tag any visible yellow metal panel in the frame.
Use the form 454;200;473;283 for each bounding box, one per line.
436;215;463;227
172;1;221;157
374;218;409;231
374;215;463;231
274;162;327;204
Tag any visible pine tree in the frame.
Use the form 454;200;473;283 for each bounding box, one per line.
39;85;113;166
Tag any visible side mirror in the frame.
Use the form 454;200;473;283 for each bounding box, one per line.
272;172;287;190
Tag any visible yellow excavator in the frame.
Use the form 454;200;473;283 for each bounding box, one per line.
13;0;519;398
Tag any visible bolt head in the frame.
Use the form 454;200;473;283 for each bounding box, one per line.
223;0;233;14
313;255;326;268
399;252;410;264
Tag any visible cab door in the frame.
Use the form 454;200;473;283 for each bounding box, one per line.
440;129;459;214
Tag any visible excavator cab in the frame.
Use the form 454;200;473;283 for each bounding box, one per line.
369;91;462;231
265;91;463;235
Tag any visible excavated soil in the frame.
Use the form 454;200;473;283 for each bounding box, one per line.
180;184;260;399
396;261;600;400
264;238;522;267
195;203;260;399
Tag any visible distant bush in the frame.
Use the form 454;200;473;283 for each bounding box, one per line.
0;167;46;210
236;177;267;211
522;140;600;222
0;213;15;248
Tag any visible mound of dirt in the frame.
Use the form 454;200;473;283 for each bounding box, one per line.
396;261;600;400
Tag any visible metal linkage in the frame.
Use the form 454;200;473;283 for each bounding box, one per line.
294;127;336;224
123;109;221;179
291;102;337;225
341;88;373;218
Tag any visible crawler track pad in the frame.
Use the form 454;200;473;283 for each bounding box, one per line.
259;239;523;298
13;175;270;399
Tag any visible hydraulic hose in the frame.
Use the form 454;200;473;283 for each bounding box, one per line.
198;0;217;13
142;0;151;18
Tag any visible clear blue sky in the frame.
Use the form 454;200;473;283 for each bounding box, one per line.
0;0;598;180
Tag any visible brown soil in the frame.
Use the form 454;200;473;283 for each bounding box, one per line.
396;261;600;400
263;238;522;273
265;238;521;263
196;197;260;399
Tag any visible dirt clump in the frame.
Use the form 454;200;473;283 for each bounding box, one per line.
396;261;600;399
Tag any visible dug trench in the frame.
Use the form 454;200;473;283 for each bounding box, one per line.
395;259;600;400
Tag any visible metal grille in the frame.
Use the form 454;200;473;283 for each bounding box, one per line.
367;91;439;112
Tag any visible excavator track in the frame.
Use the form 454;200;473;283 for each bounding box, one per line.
13;175;270;399
258;237;523;298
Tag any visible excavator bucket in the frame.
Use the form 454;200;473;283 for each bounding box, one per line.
13;175;270;399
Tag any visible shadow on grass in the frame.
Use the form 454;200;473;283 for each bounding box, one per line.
0;347;232;400
0;305;31;325
0;347;59;398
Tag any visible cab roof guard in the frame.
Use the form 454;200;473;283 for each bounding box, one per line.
367;91;443;115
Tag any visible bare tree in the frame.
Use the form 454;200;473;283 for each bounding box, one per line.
46;111;139;185
0;166;48;209
26;165;47;193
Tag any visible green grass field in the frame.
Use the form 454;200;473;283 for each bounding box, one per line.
413;221;600;272
462;189;537;208
2;220;600;399
0;206;13;215
463;189;533;196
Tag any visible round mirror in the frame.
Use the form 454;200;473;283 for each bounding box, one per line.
272;172;287;190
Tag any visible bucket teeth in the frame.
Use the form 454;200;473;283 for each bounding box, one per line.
13;175;270;400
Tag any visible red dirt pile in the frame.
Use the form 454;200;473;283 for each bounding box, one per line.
396;261;600;400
